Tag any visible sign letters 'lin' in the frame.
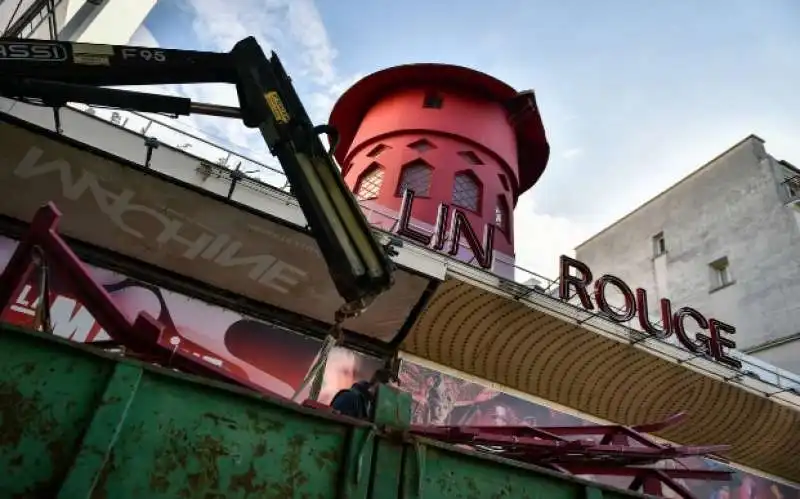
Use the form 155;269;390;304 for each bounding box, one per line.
392;189;496;270
0;118;432;342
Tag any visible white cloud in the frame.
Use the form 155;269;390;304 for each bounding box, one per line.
128;24;159;48
178;0;344;98
562;147;583;160
512;193;593;281
170;0;359;160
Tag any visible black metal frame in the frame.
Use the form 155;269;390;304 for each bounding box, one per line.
0;36;394;307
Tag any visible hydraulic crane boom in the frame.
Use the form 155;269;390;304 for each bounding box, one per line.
0;37;396;313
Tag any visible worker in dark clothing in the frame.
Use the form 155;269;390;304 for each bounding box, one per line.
330;368;392;420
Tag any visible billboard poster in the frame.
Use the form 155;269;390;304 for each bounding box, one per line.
0;234;797;498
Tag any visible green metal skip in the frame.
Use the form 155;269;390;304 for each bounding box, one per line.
0;324;650;499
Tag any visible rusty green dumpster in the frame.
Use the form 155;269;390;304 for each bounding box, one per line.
0;324;649;498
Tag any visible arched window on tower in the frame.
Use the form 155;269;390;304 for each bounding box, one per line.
355;164;384;201
452;172;481;212
397;160;433;196
495;196;510;233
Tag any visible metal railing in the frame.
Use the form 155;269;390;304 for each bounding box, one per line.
62;103;800;398
72;104;289;188
6;0;65;39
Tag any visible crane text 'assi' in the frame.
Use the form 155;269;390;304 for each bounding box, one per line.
558;256;741;369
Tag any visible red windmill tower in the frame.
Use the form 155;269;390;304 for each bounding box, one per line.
329;64;549;277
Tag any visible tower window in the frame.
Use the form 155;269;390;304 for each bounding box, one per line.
452;172;481;212
458;150;484;166
397;160;433;197
423;92;443;109
366;143;390;158
495;197;509;232
652;232;666;257
408;139;436;153
709;257;733;290
355;164;384;201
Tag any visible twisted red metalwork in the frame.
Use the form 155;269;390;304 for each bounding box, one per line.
410;412;732;498
0;202;278;395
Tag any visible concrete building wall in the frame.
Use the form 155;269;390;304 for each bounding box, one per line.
1;0;155;44
61;0;157;44
574;136;800;373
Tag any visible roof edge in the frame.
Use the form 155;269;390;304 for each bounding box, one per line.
329;63;549;197
575;134;765;251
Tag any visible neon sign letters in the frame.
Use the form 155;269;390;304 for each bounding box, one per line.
559;255;741;369
393;188;495;269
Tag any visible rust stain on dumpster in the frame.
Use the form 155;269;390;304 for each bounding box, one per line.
184;434;227;495
91;450;118;499
313;447;339;471
0;381;61;465
0;382;42;449
230;463;266;495
265;433;310;498
0;379;73;498
149;427;190;494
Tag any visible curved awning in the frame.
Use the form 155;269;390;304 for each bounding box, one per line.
400;270;800;483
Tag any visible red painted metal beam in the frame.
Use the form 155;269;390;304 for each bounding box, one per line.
562;467;729;481
0;203;284;398
409;412;733;499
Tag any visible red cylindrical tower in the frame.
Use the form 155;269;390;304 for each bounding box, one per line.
330;64;549;275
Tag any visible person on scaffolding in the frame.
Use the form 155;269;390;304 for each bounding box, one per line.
330;367;392;420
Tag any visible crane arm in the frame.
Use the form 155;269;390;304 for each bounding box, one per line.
0;37;396;311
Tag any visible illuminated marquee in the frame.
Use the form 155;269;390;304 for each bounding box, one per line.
558;255;741;369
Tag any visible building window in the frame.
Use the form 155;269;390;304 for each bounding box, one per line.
452;172;481;212
709;257;733;290
786;176;800;199
652;232;666;257
408;139;436;153
458;150;484;166
355;164;384;201
397;161;432;196
495;196;509;232
423;92;443;109
366;143;390;158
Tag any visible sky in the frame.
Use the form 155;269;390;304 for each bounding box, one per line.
129;0;800;279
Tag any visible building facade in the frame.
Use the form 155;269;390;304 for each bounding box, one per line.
0;0;155;43
575;135;800;374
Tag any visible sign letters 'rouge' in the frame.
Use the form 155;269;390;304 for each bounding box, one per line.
558;255;740;369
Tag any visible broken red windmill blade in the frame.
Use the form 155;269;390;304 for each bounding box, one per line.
410;412;732;499
0;202;282;398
